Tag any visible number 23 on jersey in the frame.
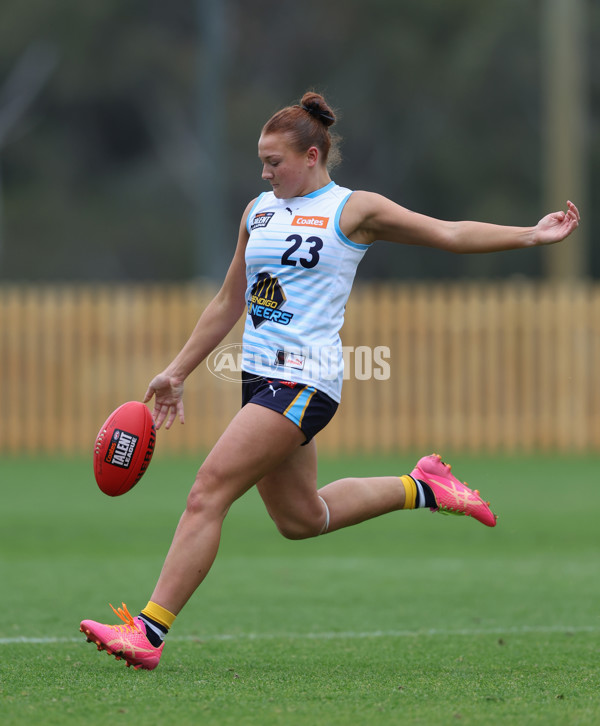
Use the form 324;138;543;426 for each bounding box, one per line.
281;234;323;269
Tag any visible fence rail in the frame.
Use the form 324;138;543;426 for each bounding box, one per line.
1;282;599;456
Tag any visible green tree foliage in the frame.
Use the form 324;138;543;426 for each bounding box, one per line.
0;0;597;281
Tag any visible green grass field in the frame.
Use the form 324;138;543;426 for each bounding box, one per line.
1;452;599;725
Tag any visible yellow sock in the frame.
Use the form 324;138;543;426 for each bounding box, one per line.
141;601;177;630
400;474;417;509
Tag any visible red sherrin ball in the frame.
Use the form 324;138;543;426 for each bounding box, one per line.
93;401;156;496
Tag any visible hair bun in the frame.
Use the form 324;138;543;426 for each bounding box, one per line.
300;92;336;127
261;91;341;169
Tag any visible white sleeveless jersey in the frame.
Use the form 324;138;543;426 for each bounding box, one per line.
242;181;369;402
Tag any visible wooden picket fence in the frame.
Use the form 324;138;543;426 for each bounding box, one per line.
1;281;600;456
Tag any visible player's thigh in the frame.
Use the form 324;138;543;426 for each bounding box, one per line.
256;438;323;530
192;402;305;509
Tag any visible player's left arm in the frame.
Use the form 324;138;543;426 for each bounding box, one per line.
340;191;580;253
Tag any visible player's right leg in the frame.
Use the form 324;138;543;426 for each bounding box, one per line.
80;402;306;669
80;603;164;670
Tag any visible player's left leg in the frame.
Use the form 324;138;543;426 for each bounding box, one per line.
258;448;497;538
253;374;494;533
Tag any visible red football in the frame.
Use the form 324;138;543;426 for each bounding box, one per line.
93;401;156;496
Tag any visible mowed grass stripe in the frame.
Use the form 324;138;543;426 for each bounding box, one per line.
2;623;599;645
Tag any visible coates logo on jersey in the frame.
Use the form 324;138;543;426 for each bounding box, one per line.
250;212;274;230
292;215;329;228
248;272;294;328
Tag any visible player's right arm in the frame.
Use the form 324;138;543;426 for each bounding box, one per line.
144;199;255;429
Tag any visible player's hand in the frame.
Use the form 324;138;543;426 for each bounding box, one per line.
143;373;185;430
533;200;580;246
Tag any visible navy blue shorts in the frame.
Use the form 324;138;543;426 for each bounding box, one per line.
241;371;338;444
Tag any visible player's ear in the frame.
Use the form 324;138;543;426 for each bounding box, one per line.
306;146;319;167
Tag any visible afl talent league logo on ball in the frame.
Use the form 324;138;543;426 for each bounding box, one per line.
248;272;294;328
104;429;139;469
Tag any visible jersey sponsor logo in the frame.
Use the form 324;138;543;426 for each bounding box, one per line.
250;211;275;230
248;272;294;328
104;429;139;468
291;215;329;228
275;349;306;370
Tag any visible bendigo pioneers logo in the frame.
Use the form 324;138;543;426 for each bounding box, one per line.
248;272;293;328
104;429;139;469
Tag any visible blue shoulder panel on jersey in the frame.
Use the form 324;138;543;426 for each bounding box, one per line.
334;191;371;251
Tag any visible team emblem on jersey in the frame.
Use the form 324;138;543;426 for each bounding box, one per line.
250;212;274;230
248;272;294;328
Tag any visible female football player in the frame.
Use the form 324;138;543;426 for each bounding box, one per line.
80;91;580;670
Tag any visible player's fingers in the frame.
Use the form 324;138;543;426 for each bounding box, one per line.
566;201;580;224
165;405;178;430
153;404;167;430
177;400;185;425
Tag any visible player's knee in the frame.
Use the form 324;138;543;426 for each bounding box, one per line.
274;515;321;541
185;467;229;518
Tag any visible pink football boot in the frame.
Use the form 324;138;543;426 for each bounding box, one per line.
80;603;164;670
411;453;497;527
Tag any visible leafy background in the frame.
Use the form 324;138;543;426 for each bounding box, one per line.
0;0;598;282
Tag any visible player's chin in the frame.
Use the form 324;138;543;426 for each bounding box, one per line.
270;184;285;198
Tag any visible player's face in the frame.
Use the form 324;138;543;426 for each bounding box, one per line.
258;132;313;199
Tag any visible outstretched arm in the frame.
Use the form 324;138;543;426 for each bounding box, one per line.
144;200;254;430
340;192;580;253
